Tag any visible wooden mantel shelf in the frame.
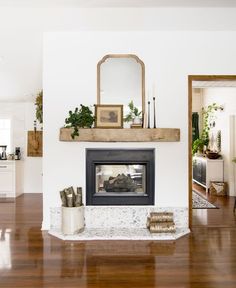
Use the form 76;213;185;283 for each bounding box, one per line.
59;128;180;142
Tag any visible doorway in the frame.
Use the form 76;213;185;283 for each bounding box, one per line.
188;75;236;227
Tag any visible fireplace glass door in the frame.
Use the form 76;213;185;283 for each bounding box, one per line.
95;164;146;196
86;148;154;205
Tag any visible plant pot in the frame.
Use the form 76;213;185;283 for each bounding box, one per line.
61;206;85;235
133;117;142;125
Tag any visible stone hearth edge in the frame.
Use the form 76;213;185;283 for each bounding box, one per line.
49;206;189;240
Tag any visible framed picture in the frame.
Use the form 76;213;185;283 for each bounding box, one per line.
95;105;123;128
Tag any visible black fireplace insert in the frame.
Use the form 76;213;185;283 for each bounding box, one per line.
86;149;155;205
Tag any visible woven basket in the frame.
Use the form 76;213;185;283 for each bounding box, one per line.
209;181;227;196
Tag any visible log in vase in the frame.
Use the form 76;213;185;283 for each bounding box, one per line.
60;187;85;235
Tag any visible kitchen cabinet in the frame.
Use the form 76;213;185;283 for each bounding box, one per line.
0;160;23;197
193;155;224;192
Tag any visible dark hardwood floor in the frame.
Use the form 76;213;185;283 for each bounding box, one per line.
0;193;236;288
192;182;236;227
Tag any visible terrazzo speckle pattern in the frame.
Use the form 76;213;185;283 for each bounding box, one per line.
49;227;190;241
50;206;188;232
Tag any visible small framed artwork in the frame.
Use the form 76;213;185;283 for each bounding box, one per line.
95;105;123;128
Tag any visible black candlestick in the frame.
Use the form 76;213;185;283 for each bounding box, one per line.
153;97;156;128
148;101;150;128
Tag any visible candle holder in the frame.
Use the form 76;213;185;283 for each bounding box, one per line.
147;101;150;128
153;97;156;128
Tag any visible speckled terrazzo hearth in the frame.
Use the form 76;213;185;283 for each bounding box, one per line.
49;227;190;240
49;206;190;240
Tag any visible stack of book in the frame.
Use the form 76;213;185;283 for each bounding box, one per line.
146;212;176;233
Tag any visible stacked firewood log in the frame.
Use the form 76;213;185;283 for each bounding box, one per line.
146;212;176;233
60;186;83;207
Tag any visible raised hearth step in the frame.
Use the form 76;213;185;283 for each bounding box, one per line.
49;227;190;241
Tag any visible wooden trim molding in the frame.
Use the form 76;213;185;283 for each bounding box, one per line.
59;128;180;142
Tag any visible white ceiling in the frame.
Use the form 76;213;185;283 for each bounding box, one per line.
0;0;236;8
0;2;236;102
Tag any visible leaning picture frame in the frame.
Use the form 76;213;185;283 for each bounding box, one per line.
95;104;123;128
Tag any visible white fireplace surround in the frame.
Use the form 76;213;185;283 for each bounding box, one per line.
43;31;192;236
48;145;190;240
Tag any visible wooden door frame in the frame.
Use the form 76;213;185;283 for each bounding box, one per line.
188;75;236;228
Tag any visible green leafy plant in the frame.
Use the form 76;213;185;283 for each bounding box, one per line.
124;100;142;122
192;138;206;155
192;103;223;155
201;103;223;146
65;105;95;139
35;90;43;124
232;158;236;163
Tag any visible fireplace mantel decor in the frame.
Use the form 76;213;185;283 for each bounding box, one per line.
59;127;180;142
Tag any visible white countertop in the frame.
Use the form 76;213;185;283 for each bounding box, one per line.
0;160;22;163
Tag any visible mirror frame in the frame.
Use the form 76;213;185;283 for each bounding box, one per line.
97;54;145;116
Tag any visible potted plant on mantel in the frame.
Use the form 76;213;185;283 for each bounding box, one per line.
124;100;142;127
64;105;95;139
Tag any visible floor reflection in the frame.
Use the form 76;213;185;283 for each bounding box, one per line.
0;194;236;287
0;228;12;269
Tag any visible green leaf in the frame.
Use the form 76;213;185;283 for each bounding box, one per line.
124;101;142;122
64;105;95;138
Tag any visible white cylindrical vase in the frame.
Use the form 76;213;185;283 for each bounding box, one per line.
61;206;85;235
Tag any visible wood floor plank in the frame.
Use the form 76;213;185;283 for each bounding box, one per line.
0;194;236;287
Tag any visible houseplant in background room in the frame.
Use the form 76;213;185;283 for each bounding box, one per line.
124;100;142;127
201;103;223;148
64;105;95;139
192;138;206;155
35;90;43;124
192;103;223;156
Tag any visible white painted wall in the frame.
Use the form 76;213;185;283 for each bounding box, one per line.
202;88;236;196
1;6;236;102
43;31;236;229
0;102;42;193
24;102;43;193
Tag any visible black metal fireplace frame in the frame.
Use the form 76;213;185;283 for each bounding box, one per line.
86;149;155;205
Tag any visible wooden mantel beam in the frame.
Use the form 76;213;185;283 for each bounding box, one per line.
59;128;180;142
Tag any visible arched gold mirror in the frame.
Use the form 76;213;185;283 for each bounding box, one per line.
97;54;145;119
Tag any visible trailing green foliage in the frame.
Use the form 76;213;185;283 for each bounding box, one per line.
192;103;223;155
201;103;223;146
35;90;43;124
192;138;205;155
124;100;142;122
65;105;95;139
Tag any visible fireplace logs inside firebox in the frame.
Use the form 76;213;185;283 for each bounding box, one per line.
103;173;139;192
